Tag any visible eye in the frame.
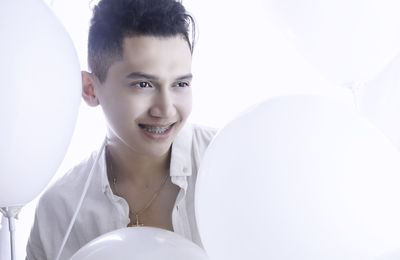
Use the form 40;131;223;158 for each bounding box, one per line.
176;82;190;88
139;81;149;88
131;81;151;88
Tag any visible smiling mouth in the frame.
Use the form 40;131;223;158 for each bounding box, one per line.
138;123;175;134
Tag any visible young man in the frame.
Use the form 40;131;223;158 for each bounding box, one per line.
26;0;215;259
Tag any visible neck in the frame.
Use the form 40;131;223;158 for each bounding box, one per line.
106;140;171;186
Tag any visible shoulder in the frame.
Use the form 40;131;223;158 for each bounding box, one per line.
191;123;218;147
47;152;97;197
37;150;100;216
27;151;100;259
171;123;217;168
188;123;218;164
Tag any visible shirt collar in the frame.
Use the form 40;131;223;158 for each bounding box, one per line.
99;123;193;193
99;143;110;193
170;123;193;178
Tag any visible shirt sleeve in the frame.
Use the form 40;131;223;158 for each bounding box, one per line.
25;184;69;260
26;202;48;260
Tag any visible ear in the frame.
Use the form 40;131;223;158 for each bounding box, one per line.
81;71;100;107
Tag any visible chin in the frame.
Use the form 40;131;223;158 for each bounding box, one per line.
145;145;172;158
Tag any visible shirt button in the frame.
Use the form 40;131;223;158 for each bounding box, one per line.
183;167;188;173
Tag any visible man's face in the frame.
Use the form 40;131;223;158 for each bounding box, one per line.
95;35;192;157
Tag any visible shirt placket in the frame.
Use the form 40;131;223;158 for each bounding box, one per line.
171;175;191;240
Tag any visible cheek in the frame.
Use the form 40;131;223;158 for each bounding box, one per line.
101;93;143;127
177;91;192;119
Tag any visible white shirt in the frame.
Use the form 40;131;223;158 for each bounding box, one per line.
26;124;216;260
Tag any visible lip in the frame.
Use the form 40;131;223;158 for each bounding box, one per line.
139;123;175;128
138;122;176;140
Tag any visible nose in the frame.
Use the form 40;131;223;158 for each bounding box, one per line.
149;89;176;118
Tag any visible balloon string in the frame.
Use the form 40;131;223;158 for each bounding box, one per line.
55;138;107;260
8;212;16;260
1;206;21;260
344;81;365;109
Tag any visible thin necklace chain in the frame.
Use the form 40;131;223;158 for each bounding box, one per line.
106;146;169;226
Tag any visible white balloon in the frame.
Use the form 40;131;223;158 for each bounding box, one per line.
196;95;400;259
357;54;400;150
0;0;81;207
263;0;400;85
71;227;209;260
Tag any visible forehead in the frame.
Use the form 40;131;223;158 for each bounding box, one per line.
119;35;192;76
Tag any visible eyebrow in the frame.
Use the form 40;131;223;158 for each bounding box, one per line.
126;72;193;81
176;73;193;81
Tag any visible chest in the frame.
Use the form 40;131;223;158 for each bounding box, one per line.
124;180;180;231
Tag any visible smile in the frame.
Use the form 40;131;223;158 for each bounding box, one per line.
139;123;174;134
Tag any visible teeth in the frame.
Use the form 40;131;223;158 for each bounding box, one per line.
141;124;171;134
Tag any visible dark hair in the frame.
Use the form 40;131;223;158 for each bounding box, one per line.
88;0;195;82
